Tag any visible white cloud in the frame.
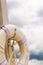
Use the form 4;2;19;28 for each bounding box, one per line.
29;59;43;65
7;0;43;25
22;24;43;54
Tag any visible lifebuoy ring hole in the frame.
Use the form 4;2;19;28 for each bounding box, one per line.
7;39;21;62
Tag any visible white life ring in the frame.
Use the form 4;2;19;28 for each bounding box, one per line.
0;24;28;65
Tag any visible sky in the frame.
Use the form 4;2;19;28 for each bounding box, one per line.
7;0;43;26
7;0;43;65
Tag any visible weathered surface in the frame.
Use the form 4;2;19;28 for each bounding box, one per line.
0;0;8;26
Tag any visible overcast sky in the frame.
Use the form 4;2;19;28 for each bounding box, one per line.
7;0;43;26
7;0;43;65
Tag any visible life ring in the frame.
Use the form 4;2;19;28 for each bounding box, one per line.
0;24;28;65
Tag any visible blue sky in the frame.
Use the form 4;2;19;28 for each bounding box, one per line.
7;0;43;64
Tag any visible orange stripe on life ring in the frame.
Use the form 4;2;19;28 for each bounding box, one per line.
17;62;22;65
18;36;27;45
0;60;7;65
1;25;11;38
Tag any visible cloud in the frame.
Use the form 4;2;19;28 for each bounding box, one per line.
30;52;43;60
29;59;43;65
8;15;29;27
7;0;43;27
22;24;43;60
37;8;43;17
7;1;20;9
23;24;43;52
